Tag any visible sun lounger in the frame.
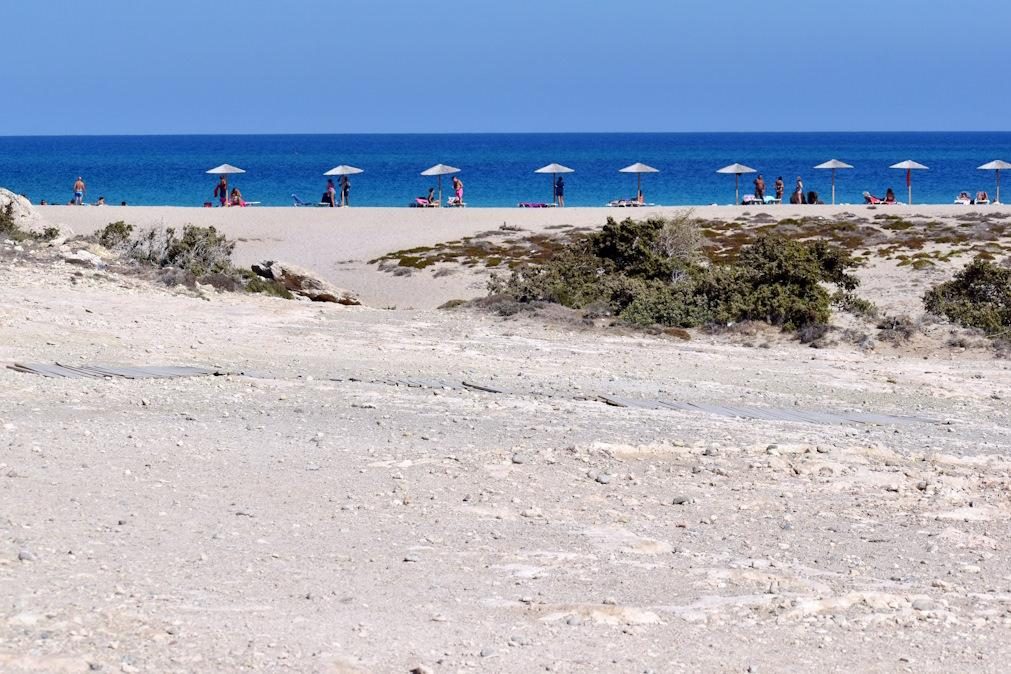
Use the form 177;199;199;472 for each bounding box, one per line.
518;202;556;208
411;197;439;208
863;192;886;205
446;196;466;207
608;199;655;207
954;191;972;205
292;194;330;207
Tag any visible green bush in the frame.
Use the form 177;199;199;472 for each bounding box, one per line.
924;259;1011;334
98;221;134;248
0;203;27;241
488;213;862;332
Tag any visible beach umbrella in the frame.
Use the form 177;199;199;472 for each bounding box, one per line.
716;163;757;205
206;164;246;175
889;160;928;205
534;163;575;203
619;162;660;201
420;164;460;204
978;160;1011;204
813;159;854;205
324;165;364;176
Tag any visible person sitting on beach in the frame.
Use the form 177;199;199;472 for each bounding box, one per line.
39;199;48;206
806;191;823;205
229;187;246;207
427;187;437;206
754;175;765;201
214;176;228;207
774;177;784;201
96;196;106;206
885;188;896;204
324;179;337;207
636;189;644;205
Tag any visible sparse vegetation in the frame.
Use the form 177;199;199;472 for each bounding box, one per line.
97;220;134;249
924;259;1011;335
876;315;919;343
487;213;863;333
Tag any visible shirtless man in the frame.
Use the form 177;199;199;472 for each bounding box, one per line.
73;177;86;205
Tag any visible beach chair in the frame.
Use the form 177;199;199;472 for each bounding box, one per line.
411;197;439;208
975;191;990;205
863;191;885;205
446;196;466;207
292;194;327;207
763;196;782;205
518;202;556;208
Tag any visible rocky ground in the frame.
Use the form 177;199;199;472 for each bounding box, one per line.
2;237;1011;673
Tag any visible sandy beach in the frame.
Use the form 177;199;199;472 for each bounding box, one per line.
38;204;1011;309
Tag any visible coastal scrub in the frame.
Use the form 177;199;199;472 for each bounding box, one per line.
488;212;862;332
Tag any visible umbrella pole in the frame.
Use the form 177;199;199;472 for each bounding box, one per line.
997;169;1001;204
735;173;739;205
637;174;642;200
438;175;443;205
832;169;836;205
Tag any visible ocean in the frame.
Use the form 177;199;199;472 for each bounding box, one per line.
1;132;1009;208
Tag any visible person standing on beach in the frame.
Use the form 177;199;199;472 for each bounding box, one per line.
339;174;350;207
774;176;785;201
214;176;228;207
324;179;337;207
554;176;565;207
452;176;464;205
791;176;805;204
753;174;765;201
72;177;86;205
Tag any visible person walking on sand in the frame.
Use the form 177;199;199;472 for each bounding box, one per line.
774;176;785;201
753;174;766;201
451;176;464;205
554;175;565;207
72;176;86;205
214;176;228;207
339;174;350;207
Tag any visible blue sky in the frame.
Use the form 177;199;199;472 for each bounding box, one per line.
3;0;1008;134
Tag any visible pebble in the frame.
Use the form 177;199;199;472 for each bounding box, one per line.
410;667;434;674
912;599;937;611
595;474;612;485
403;553;420;563
671;495;690;505
479;648;495;658
511;453;526;464
565;615;583;626
17;548;36;562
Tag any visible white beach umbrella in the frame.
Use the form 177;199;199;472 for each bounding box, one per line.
889;160;929;205
619;162;660;200
978;160;1011;204
206;164;246;175
420;164;461;204
534;163;575;203
716;163;757;205
813;159;854;205
324;165;364;176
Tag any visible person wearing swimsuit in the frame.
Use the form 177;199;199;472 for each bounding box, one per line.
214;176;228;207
73;177;86;205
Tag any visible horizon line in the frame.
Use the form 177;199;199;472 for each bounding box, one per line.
4;130;1011;139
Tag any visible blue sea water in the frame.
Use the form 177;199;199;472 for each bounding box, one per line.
1;132;1010;207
